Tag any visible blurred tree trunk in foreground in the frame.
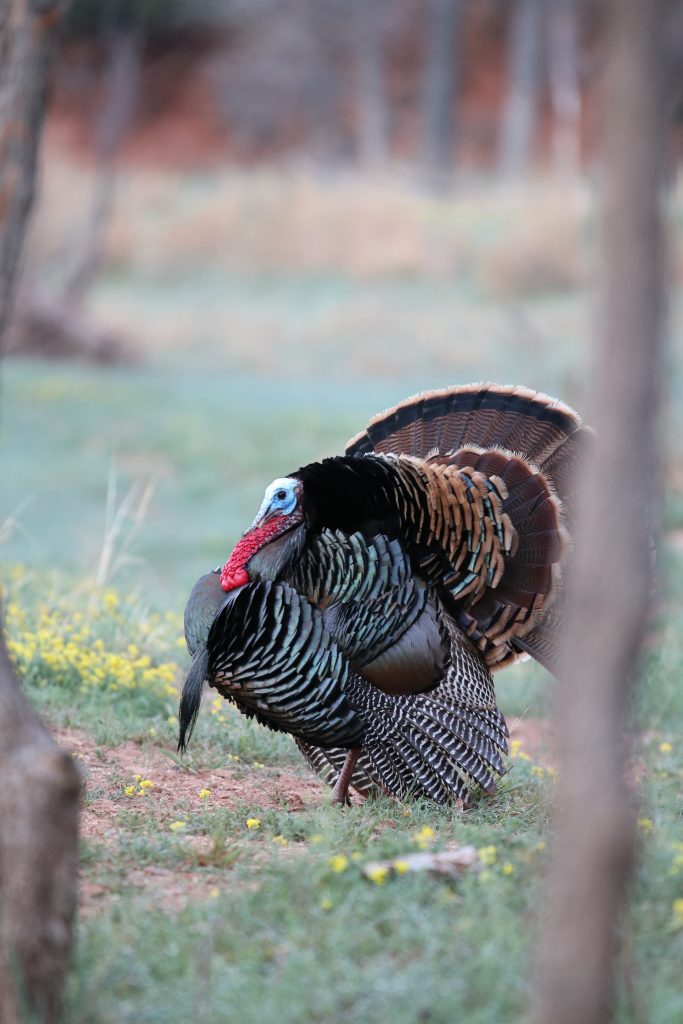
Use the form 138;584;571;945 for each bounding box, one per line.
421;0;463;187
498;0;541;176
534;1;666;1022
0;3;80;1023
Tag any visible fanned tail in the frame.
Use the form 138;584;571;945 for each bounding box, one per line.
345;383;590;522
346;383;592;674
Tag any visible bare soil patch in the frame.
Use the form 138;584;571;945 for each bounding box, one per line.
56;720;559;915
56;727;325;843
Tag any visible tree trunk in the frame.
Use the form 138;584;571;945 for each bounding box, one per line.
352;0;389;169
534;2;667;1022
306;0;345;165
546;0;581;175
0;3;80;1023
421;0;463;188
62;25;142;307
498;0;542;177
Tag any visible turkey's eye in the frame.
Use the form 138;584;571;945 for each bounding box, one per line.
276;490;287;501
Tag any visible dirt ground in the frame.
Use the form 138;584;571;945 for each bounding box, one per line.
58;716;555;915
61;716;554;838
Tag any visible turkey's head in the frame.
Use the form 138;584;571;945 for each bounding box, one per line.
220;477;305;591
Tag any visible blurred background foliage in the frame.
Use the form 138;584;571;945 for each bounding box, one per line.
2;0;682;606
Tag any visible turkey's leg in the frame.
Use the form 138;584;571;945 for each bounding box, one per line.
331;747;361;806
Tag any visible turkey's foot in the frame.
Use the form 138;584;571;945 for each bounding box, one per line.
331;747;361;806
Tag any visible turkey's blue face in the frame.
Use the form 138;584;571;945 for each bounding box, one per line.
221;477;304;591
250;478;299;527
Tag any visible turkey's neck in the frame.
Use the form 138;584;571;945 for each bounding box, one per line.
244;523;306;582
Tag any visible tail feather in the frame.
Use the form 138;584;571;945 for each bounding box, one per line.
404;716;491;795
409;708;500;792
178;647;209;753
512;602;566;674
346;383;583;470
363;734;422;799
365;735;416;798
413;703;506;781
381;726;455;803
439;703;510;751
344;675;507;804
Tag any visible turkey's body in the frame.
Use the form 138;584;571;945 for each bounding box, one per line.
180;383;591;805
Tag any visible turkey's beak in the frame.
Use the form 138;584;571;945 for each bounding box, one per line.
246;501;278;533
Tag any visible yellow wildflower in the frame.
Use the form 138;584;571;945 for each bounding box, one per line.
272;835;288;847
532;766;545;777
169;820;186;832
535;841;546;852
329;855;349;873
138;779;153;791
415;825;436;849
320;898;333;911
367;865;389;885
637;817;653;833
502;862;515;876
510;740;522;756
668;853;683;876
478;845;497;866
252;761;265;769
133;775;142;783
659;741;673;754
124;785;136;798
246;818;261;830
393;859;410;874
199;788;211;800
672;898;683;929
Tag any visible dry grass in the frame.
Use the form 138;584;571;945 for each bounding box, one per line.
28;150;592;292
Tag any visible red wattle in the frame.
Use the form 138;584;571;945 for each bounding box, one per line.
220;518;290;592
220;563;250;591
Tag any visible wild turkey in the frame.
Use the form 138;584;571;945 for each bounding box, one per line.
180;383;591;805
